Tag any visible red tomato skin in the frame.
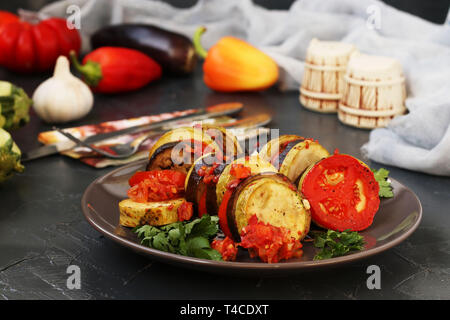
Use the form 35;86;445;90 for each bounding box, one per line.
82;47;162;93
14;24;35;72
41;18;81;56
0;22;21;66
31;23;60;71
0;12;81;73
0;11;19;26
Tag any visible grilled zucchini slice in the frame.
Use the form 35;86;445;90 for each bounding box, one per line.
227;173;311;241
259;135;329;183
201;124;243;158
119;198;187;227
215;155;277;209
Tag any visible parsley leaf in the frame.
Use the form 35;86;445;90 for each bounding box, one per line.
311;230;365;260
134;214;222;261
372;168;394;198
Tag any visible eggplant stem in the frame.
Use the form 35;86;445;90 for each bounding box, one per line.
69;51;102;87
193;26;208;59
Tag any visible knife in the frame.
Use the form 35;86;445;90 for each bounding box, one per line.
21;102;243;162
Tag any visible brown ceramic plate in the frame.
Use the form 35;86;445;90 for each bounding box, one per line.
81;159;422;276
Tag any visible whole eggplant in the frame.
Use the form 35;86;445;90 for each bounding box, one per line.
90;24;197;74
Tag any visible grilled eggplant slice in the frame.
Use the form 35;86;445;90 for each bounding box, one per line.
184;153;227;216
259;135;329;183
185;154;276;217
226;173;311;242
147;127;218;174
119;198;187;227
147;141;195;174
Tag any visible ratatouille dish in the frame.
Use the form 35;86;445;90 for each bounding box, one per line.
119;125;392;263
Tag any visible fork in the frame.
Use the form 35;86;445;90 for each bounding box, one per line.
54;128;159;159
53;113;271;159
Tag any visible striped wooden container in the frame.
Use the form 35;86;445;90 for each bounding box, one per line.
338;53;406;129
300;38;357;113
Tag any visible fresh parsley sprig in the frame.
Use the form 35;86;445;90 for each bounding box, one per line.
311;229;365;260
134;215;222;261
372;168;394;198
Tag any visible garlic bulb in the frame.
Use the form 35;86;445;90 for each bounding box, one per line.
32;56;93;123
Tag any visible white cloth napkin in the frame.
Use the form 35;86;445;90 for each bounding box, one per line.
40;0;450;176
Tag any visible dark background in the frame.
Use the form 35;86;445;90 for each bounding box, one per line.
0;0;449;301
1;0;450;24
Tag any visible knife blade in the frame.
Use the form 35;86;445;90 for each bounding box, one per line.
21;102;243;162
21;140;78;162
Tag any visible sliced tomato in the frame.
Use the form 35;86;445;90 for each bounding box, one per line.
230;163;251;179
127;170;186;202
218;189;234;238
301;154;380;231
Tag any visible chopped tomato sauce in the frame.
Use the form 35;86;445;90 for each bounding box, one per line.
198;163;220;185
211;237;238;261
239;215;303;263
177;201;193;221
179;139;213;158
230;163;251;180
127;170;186;203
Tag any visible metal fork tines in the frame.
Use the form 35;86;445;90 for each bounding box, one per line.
53;113;272;159
54;127;157;159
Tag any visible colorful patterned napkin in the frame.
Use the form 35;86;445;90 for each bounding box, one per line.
38;109;268;168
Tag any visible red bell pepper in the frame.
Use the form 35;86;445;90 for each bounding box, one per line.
70;47;162;93
193;27;279;92
0;10;81;73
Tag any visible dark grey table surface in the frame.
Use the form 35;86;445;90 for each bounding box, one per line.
0;64;449;300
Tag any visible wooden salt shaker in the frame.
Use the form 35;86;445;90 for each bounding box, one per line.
300;38;357;113
338;52;406;129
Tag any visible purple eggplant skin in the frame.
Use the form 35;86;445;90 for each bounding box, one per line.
275;139;304;170
147;141;195;174
205;161;228;216
91;24;197;74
